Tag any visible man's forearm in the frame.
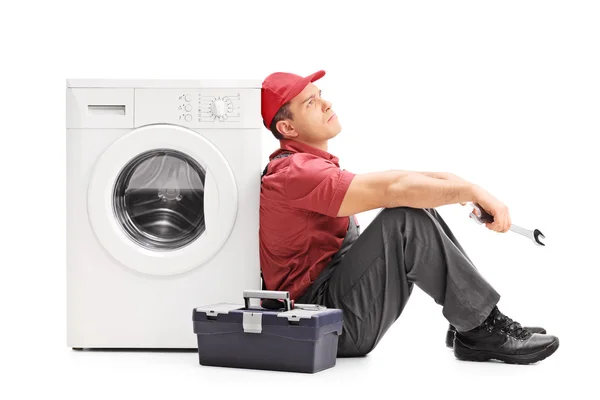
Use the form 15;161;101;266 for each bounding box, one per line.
416;171;452;180
416;171;477;198
416;171;468;184
385;171;478;209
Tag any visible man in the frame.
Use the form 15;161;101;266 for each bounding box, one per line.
259;70;559;364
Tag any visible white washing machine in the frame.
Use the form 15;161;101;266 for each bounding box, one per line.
66;79;263;349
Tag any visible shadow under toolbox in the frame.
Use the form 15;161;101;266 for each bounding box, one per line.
192;290;343;373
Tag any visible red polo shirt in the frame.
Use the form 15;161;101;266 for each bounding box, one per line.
259;139;356;300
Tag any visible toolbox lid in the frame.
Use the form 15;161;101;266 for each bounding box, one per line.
193;303;343;339
194;303;243;317
194;303;334;321
276;304;330;321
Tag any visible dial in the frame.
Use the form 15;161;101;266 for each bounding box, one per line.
185;104;192;112
185;114;192;122
184;94;191;102
211;100;226;117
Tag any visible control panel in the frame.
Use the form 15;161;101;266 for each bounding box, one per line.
176;91;242;123
135;88;258;128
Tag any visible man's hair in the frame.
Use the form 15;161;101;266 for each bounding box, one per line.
268;102;293;140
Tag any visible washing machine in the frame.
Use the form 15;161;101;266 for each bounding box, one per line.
66;79;263;349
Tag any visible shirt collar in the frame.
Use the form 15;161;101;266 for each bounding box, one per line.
269;139;340;166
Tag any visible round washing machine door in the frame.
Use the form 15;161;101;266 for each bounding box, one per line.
87;124;238;275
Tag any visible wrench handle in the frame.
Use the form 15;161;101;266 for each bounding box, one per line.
471;202;494;224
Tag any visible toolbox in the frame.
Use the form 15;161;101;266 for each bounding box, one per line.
192;290;344;373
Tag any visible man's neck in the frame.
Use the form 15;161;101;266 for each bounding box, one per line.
292;139;328;152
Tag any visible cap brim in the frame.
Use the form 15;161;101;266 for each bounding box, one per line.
283;70;326;104
307;70;326;82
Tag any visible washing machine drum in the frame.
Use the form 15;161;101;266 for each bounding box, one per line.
113;149;207;250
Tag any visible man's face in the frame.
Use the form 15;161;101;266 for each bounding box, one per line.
277;83;341;144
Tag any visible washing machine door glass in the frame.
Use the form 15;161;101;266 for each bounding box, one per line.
87;124;239;276
113;149;206;250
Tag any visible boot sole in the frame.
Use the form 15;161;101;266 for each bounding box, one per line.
447;329;547;349
453;337;559;364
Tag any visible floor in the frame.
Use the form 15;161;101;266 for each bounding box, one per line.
10;290;592;400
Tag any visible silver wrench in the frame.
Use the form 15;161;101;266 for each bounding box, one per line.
467;202;546;247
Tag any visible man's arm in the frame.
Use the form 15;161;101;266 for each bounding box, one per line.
385;171;477;209
337;170;479;216
415;172;474;204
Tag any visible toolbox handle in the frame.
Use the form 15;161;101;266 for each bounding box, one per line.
243;290;293;312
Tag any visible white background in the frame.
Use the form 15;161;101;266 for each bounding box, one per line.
2;0;598;398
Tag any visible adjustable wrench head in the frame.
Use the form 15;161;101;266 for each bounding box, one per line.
533;229;546;246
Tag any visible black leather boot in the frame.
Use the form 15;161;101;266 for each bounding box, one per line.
446;323;546;348
453;306;559;364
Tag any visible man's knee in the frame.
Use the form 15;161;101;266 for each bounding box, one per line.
337;333;372;358
334;312;384;358
380;206;431;225
382;206;422;215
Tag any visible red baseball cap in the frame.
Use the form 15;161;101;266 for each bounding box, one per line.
261;70;326;129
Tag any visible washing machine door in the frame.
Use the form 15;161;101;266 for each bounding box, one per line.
87;124;238;275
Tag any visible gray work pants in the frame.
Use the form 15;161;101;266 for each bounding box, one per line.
297;207;501;357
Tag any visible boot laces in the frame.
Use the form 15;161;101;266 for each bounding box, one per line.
493;311;532;339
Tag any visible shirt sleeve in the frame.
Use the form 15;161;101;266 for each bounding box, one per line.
284;153;355;217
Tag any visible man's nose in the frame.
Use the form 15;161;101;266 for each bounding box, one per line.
322;99;332;111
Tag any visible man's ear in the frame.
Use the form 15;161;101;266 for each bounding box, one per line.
276;120;299;139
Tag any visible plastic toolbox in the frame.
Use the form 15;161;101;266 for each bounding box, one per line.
192;290;343;373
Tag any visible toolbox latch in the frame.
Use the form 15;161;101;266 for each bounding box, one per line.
243;312;262;333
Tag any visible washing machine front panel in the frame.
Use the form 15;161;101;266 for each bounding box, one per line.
87;124;238;276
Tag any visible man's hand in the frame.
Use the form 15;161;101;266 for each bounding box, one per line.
450;176;512;233
471;186;512;233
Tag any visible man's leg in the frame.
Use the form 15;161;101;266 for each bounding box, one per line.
423;207;476;265
322;206;501;357
422;208;549;348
